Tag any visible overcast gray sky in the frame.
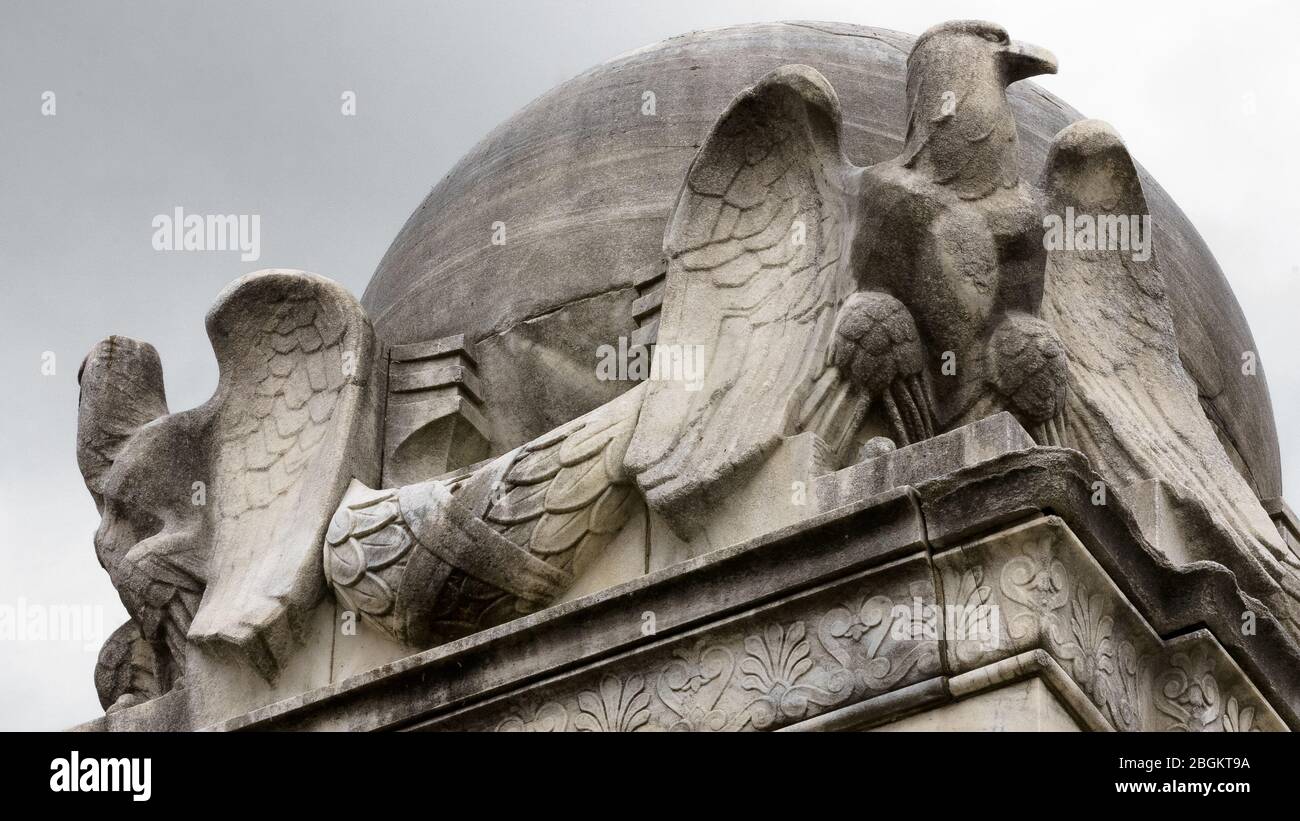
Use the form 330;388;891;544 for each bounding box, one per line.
1;0;1296;730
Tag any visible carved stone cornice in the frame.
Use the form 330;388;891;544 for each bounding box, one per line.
936;517;1285;731
177;445;1296;732
77;431;1300;732
911;447;1300;728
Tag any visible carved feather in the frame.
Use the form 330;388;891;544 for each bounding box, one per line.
1042;119;1300;629
94;620;162;712
484;383;643;575
624;65;854;522
76;337;169;509
184;270;380;678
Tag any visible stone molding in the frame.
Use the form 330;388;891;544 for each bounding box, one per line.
937;518;1284;731
197;452;1295;731
382;334;491;488
76;437;1300;732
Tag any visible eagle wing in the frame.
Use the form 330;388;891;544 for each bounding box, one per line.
95;620;163;711
1042;120;1300;626
483;381;644;578
76;336;169;511
186;269;381;678
323;384;645;646
624;65;854;522
78;336;204;683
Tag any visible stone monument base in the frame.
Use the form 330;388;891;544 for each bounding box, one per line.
76;415;1296;732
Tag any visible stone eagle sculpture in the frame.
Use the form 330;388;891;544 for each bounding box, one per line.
327;20;1300;648
78;20;1300;710
78;270;380;706
328;21;1077;646
628;20;1067;531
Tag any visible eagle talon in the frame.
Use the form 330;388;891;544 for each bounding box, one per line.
832;290;936;448
986;312;1069;443
1031;409;1070;449
904;375;936;440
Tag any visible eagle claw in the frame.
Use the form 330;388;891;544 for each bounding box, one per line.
832;290;936;445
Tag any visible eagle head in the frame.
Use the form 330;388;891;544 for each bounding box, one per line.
901;20;1057;198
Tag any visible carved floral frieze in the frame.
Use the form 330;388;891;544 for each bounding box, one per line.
937;517;1283;732
451;558;942;731
432;517;1285;732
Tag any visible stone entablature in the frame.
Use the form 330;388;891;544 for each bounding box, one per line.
78;418;1296;731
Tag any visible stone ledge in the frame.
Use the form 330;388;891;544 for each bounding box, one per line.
936;517;1285;731
77;434;1300;731
214;488;928;730
912;447;1300;728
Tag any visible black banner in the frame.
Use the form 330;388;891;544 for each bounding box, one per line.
3;730;1287;808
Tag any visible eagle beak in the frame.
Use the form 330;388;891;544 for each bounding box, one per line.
1002;40;1058;84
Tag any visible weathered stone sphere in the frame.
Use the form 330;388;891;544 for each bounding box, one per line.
363;21;1281;500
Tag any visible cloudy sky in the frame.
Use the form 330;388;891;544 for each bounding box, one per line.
1;0;1296;730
